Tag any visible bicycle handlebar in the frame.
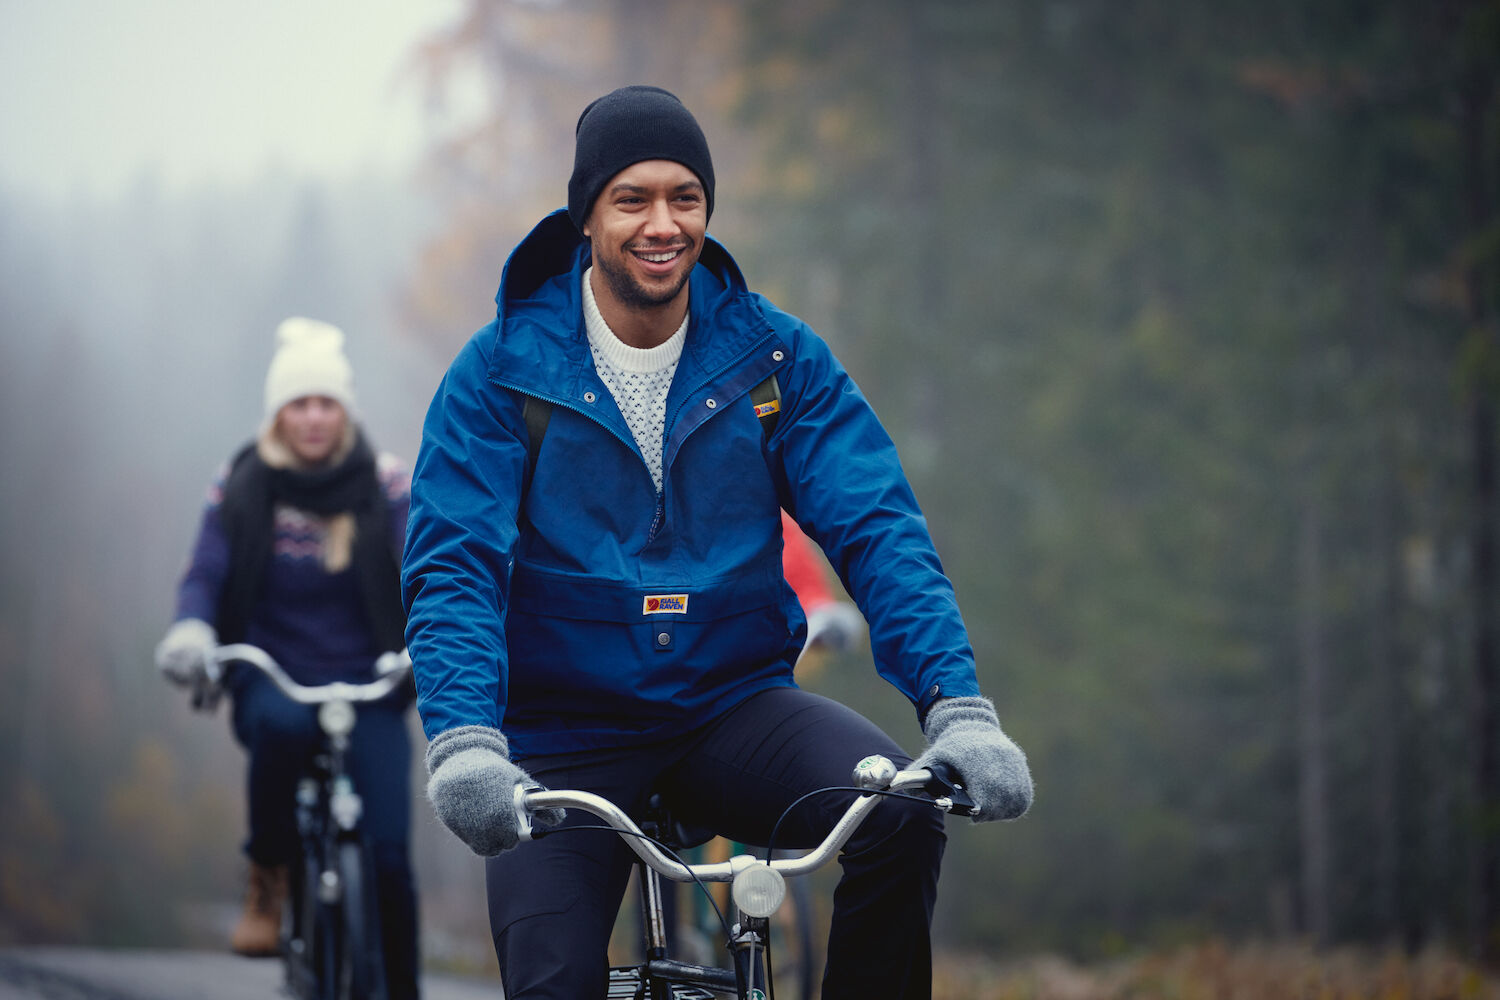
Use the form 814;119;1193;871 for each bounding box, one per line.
515;756;964;885
209;643;413;705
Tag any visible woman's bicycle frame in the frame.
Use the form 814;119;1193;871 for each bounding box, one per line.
208;643;412;1000
513;754;977;1000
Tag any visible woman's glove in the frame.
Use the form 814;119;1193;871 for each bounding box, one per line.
914;696;1033;821
426;725;565;856
155;618;218;687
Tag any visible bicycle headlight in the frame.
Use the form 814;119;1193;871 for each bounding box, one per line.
318;700;356;739
731;862;786;919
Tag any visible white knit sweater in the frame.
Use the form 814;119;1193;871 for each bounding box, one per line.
581;267;687;495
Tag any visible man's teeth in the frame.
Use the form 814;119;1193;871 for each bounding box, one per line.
639;250;679;262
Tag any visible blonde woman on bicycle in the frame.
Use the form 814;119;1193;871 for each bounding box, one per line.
155;318;421;999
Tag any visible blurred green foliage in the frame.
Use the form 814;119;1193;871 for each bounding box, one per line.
3;0;1498;966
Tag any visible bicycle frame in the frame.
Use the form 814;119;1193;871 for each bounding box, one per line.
211;643;411;1000
516;755;975;1000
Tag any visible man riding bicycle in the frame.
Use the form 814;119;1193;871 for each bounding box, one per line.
404;86;1032;1000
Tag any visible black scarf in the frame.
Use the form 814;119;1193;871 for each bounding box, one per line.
215;429;407;652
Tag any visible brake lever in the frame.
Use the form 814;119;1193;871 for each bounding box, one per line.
189;674;223;714
924;761;978;817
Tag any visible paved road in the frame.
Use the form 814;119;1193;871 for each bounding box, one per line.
0;947;503;1000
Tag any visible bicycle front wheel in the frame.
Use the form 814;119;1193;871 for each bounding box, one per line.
335;840;387;1000
283;850;322;1000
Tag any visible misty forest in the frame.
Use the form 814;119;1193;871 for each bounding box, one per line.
3;0;1500;996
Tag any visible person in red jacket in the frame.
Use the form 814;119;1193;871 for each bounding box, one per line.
780;511;865;675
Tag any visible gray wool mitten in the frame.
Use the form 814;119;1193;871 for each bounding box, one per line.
914;696;1033;821
425;725;565;856
155;618;218;687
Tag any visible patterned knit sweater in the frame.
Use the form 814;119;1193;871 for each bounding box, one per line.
173;451;410;685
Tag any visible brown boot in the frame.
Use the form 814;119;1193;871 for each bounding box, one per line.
230;862;287;957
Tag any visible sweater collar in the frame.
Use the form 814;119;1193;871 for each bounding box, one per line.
489;210;773;390
581;266;689;374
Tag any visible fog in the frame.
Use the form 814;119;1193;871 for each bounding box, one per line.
4;0;1500;982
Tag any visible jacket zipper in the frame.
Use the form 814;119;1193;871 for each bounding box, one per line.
648;330;780;545
497;328;778;547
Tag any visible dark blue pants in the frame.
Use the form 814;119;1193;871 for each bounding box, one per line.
486;687;946;1000
230;669;421;999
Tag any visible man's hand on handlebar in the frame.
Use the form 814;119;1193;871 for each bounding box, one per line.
915;696;1033;822
425;725;566;856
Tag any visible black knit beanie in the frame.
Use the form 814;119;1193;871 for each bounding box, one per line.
567;85;715;232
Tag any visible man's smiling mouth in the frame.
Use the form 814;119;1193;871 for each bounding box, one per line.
634;248;684;263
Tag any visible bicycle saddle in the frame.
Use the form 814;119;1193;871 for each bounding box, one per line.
640;793;718;851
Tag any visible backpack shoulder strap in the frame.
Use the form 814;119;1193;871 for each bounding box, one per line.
521;395;552;475
749;374;782;440
517;395;552;528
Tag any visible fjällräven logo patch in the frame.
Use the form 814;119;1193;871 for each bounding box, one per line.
643;594;689;614
753;399;781;419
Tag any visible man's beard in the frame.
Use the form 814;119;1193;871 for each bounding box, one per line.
594;244;693;310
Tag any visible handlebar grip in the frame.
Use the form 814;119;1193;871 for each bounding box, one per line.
924;761;978;817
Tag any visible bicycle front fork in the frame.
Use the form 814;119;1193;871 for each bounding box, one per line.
730;916;769;999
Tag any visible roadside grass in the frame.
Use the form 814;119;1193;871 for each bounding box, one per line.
935;941;1500;1000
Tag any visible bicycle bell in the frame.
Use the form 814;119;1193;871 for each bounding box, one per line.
852;754;897;790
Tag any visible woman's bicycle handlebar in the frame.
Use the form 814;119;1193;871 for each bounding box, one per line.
209;643;413;705
514;755;976;900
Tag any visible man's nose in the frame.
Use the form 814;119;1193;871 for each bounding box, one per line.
642;197;678;237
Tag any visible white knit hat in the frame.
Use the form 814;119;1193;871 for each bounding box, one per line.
262;317;356;423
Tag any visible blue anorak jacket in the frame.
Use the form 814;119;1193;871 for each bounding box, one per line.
403;210;980;757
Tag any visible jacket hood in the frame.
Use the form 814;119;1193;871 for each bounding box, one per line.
488;209;774;397
494;208;750;314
